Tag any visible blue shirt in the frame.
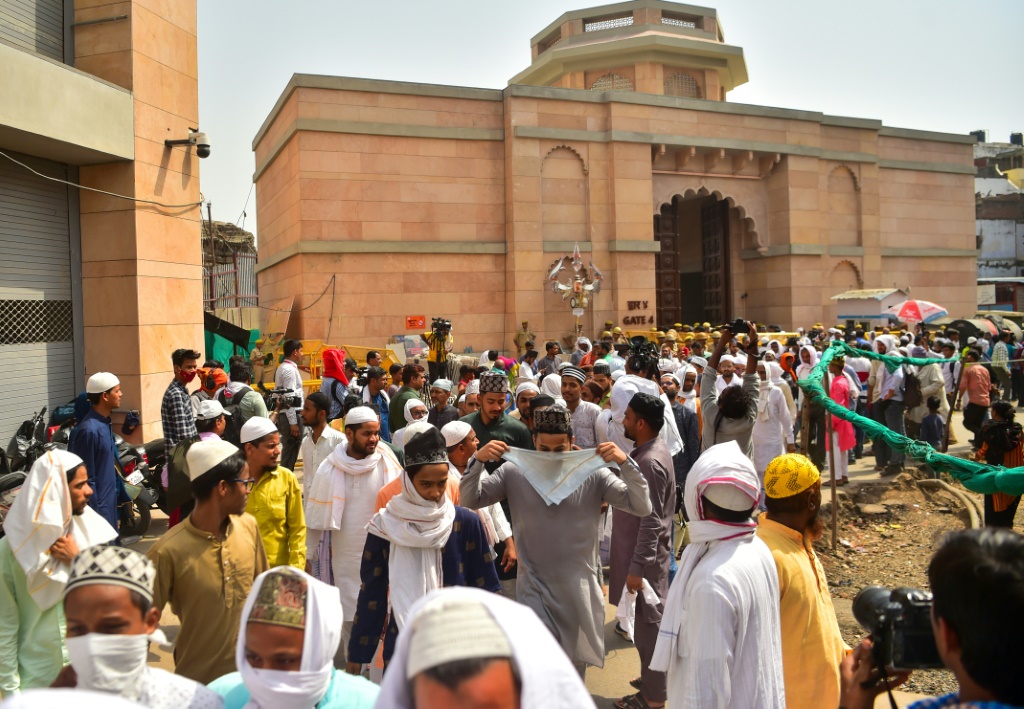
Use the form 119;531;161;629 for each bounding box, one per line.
908;693;1021;709
208;668;379;708
368;390;391;442
67;408;119;532
921;412;945;449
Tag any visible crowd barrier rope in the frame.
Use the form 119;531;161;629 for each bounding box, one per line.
797;341;1024;496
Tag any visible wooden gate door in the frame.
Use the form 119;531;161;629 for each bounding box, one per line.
654;206;681;328
700;199;730;324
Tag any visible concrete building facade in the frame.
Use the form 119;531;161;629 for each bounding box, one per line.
253;1;977;351
0;0;203;442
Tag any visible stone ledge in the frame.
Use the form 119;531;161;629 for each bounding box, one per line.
543;241;592;252
881;247;979;258
878;159;975;176
879;126;975;145
255;240;507;273
254;118;505;181
609;239;660;253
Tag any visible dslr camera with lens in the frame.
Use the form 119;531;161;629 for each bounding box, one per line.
265;388;303;411
726;318;748;333
853;585;943;671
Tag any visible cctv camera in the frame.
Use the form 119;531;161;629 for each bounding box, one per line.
192;131;211;159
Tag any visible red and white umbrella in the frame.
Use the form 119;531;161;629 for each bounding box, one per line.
885;299;948;324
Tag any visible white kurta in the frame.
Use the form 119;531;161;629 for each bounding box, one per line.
752;385;794;474
667;536;786;709
332;470;389;621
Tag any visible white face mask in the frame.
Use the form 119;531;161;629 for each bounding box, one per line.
240;664;332;709
65;632;155;698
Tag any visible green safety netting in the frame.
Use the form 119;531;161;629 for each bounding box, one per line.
797;341;1024;496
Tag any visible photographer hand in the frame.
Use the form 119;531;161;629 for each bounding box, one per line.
839;639;910;709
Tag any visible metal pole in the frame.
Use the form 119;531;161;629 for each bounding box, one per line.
823;368;839;551
943;351;967;453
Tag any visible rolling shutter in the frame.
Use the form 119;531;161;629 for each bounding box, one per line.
0;152;76;443
0;0;64;61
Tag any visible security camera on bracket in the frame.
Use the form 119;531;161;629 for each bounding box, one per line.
164;128;211;158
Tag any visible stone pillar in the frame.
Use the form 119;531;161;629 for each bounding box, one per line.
75;0;203;441
607;142;658;331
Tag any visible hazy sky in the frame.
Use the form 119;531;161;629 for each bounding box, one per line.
197;0;1024;237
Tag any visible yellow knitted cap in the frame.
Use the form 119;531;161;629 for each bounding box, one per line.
764;453;820;499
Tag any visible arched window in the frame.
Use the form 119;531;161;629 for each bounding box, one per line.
590;73;634;92
664;72;702;99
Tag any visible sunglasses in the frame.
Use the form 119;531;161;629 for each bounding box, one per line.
232;478;255;491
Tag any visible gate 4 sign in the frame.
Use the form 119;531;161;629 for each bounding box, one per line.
405;315;425;330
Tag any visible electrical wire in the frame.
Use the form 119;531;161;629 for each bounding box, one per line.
258;275;337;313
236;183;254;227
0;150;205;210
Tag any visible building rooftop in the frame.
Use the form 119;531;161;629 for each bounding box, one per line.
830;289;907;301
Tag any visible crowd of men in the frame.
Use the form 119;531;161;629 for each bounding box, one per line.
0;321;1022;709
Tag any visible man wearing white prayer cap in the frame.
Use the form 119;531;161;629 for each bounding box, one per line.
427;379;459;429
304;403;403;668
56;545;222;707
147;439;268;684
0;450;117;693
67;371;123;533
464;407;652;678
651;441;785;708
377;587;594;708
442;420;516;595
239;416;306;570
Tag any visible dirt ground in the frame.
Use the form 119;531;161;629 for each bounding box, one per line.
814;465;1015;697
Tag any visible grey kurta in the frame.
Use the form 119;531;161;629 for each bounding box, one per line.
608;436;676;609
460;453;652;667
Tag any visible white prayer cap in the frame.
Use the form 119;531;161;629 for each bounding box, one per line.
431;379;453;392
344;406;378;426
465;380;480;396
689;356;708;369
457;394;466;404
186;439;239;481
86;372;120;394
240;416;277;444
515;381;539;398
611;369;625;382
440;421;472;448
557;361;572;372
196;399;230;421
968;336;978;345
686;441;760;516
406;595;512;680
401;420;435;452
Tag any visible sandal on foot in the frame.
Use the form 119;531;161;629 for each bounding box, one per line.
615;693;662;709
629;677;643;691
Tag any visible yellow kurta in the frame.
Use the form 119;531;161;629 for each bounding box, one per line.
757;514;848;709
245;465;307;569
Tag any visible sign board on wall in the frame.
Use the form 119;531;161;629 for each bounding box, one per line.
978;284;997;306
405;315;425;330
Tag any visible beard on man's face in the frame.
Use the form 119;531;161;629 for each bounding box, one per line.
807;508;825;541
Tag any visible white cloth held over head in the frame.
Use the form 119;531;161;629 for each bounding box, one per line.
2;450;118;610
500;447;610;506
651;441;761;672
365;470;457;629
237;567;342;709
608;373;683;456
403;397;427;423
376;587;595;709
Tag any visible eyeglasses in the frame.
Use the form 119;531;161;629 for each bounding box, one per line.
232;478;255;491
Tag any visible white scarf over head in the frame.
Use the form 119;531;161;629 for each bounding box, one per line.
305;438;403;531
3;449;117;610
365;470;456;629
608;373;684;455
651;441;761;672
673;366;698;413
376;587;594;708
237;568;342;709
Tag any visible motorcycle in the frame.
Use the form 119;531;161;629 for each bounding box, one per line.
0;407;53;536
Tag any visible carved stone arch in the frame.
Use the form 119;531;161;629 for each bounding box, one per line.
828;163;860;191
832;259;863;288
542;144;589;175
654;184;767;253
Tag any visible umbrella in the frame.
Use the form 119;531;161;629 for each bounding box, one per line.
885;299;948;324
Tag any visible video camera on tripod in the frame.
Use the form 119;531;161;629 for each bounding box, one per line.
431;317;451;333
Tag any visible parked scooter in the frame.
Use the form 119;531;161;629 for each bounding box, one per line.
0;407;52;536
